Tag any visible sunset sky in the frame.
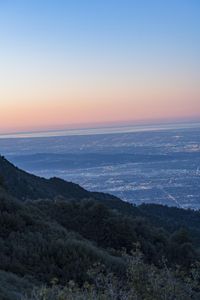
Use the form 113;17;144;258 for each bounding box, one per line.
0;0;200;134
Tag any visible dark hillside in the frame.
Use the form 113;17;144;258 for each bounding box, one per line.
1;154;200;247
0;155;200;299
0;155;92;200
0;188;125;298
1;154;200;248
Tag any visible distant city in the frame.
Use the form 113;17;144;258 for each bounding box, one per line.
1;122;200;209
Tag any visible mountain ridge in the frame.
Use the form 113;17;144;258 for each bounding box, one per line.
1;154;200;247
0;154;200;299
0;155;119;202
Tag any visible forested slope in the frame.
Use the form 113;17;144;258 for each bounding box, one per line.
0;155;200;299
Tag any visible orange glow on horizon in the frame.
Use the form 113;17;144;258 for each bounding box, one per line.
1;62;199;134
1;92;199;134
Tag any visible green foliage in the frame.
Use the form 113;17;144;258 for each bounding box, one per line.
22;251;200;300
31;198;199;267
0;191;199;299
0;155;200;299
0;175;5;187
0;193;125;285
0;271;34;300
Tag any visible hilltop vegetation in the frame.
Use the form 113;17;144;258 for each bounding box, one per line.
0;155;200;299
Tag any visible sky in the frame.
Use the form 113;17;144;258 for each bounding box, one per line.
0;0;200;134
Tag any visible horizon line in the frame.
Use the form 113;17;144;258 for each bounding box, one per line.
0;118;200;139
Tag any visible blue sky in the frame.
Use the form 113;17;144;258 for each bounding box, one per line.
0;0;199;133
